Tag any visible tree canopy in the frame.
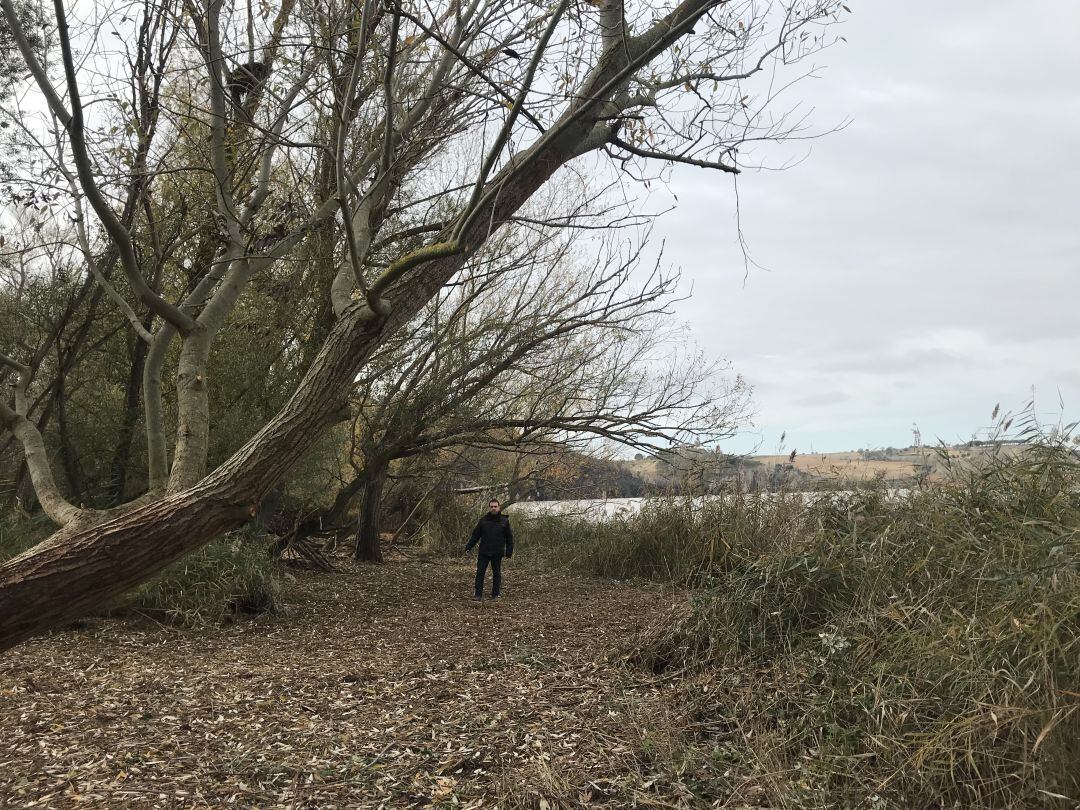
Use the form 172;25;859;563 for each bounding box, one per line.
0;0;846;649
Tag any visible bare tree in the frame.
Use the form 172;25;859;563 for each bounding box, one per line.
288;221;746;561
0;0;845;649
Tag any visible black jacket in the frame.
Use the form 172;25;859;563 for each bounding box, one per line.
466;512;514;557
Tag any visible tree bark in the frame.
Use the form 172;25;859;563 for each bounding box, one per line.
55;366;86;503
142;324;174;492
168;329;213;491
353;468;385;563
109;322;151;504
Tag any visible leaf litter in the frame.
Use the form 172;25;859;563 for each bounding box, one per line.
0;557;698;808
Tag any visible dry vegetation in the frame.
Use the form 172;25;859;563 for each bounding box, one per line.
516;436;1080;807
2;437;1076;809
751;452;919;482
624;444;1036;490
753;443;1032;484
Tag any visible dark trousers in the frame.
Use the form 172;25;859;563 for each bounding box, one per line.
475;553;502;597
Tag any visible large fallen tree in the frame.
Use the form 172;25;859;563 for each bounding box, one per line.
0;0;844;650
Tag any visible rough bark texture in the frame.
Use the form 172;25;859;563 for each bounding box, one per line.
168;329;213;491
353;469;385;563
143;324;175;492
108;325;150;504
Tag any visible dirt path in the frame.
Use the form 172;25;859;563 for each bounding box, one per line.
0;558;684;808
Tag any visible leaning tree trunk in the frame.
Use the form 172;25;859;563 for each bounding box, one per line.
0;266;443;649
354;468;386;562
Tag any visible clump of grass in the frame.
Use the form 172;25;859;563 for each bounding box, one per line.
527;430;1080;807
419;493;482;556
121;526;280;625
495;758;579;809
0;508;52;563
514;488;865;584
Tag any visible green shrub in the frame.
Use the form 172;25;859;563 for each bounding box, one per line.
420;493;481;556
0;509;51;563
121;527;280;625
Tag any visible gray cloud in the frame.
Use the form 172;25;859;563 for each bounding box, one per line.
792;390;853;409
649;1;1080;452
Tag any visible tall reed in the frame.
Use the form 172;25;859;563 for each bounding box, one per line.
514;433;1080;807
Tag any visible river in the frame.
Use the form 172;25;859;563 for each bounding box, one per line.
504;490;911;522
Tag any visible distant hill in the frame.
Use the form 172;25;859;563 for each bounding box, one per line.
610;442;1036;495
471;441;1041;503
750;449;922;485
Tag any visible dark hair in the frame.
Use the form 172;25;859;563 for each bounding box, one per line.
489;498;500;506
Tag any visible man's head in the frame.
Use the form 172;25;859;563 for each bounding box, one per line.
488;499;501;515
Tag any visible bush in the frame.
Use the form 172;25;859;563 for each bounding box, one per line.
0;509;51;563
526;437;1080;807
420;493;481;556
120;527;280;625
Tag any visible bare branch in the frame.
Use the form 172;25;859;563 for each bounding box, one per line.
610;134;739;173
453;0;569;245
379;8;401;181
0;0;198;334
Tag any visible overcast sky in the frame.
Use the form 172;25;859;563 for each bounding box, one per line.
649;2;1080;454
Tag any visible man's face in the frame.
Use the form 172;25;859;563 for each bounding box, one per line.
488;501;501;514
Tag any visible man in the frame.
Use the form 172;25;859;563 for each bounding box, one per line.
465;499;514;600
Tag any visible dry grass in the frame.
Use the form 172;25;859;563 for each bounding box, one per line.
118;531;281;624
598;438;1080;808
753;452;918;481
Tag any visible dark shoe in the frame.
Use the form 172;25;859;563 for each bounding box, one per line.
473;594;482;601
489;594;500;600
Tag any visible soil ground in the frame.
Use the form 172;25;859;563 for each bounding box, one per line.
0;556;692;808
